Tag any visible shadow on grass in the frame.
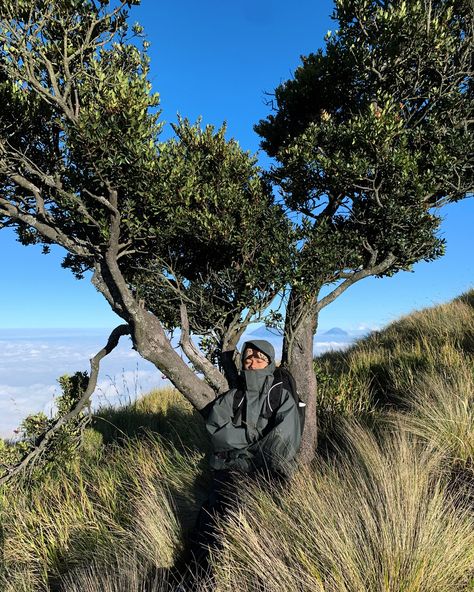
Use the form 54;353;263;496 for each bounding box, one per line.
92;404;209;455
42;404;214;591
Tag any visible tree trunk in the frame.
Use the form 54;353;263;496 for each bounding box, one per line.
92;262;217;410
281;290;318;464
131;310;216;410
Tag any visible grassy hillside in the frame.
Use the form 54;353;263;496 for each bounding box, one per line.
316;291;474;464
1;292;473;591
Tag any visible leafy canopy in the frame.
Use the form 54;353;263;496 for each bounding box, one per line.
0;0;291;346
256;0;473;295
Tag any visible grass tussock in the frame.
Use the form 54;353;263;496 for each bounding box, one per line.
214;422;474;592
58;551;170;592
94;386;208;451
393;361;474;468
0;433;206;591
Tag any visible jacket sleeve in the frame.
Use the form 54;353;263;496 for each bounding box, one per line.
250;388;301;478
204;390;234;443
204;390;250;452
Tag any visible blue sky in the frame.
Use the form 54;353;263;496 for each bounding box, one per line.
0;0;472;331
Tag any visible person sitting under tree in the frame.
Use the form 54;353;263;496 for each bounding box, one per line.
173;339;303;590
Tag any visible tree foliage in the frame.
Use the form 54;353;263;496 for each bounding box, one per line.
255;1;472;461
256;0;472;296
0;0;472;464
134;119;291;343
0;0;291;404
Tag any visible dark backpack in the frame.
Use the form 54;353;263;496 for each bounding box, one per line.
232;367;306;434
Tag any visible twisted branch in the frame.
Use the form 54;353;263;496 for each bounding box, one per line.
0;324;130;487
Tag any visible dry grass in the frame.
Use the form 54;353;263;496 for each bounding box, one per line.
1;292;473;591
392;362;474;467
316;290;474;421
58;551;170;592
214;422;474;592
94;386;208;452
0;433;205;591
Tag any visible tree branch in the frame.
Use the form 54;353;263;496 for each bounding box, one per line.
316;253;397;313
0;193;93;257
3;144;103;231
0;324;130;486
221;307;251;353
83;188;119;215
91;263;125;316
179;303;229;394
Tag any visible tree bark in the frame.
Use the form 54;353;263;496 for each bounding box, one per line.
92;262;217;411
281;289;318;464
179;303;229;395
131;310;216;410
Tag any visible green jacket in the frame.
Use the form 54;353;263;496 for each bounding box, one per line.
205;340;301;477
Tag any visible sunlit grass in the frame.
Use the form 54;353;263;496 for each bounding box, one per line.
214;422;474;592
316;290;474;421
0;433;205;591
93;386;208;452
392;362;474;468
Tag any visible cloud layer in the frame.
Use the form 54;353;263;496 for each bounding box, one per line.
0;327;364;439
0;330;168;439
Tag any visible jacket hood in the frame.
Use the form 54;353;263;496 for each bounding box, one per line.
241;339;275;368
240;339;276;380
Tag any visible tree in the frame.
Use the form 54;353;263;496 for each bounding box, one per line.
0;0;290;404
255;0;473;457
0;0;472;470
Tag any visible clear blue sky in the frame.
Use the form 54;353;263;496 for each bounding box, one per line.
0;0;472;331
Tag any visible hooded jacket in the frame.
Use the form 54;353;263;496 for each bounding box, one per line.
205;340;301;477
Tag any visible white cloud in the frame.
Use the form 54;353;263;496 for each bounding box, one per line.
0;330;164;438
355;324;380;332
314;341;351;350
0;368;168;439
0;382;58;439
0;327;356;438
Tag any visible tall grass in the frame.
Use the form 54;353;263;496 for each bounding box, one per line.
394;362;474;468
316;291;474;421
1;292;473;591
0;433;205;591
59;551;169;592
214;422;474;592
94;386;208;452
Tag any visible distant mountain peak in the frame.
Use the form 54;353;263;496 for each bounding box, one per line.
323;327;349;336
248;324;281;337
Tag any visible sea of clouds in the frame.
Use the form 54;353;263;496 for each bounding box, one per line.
0;326;365;439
